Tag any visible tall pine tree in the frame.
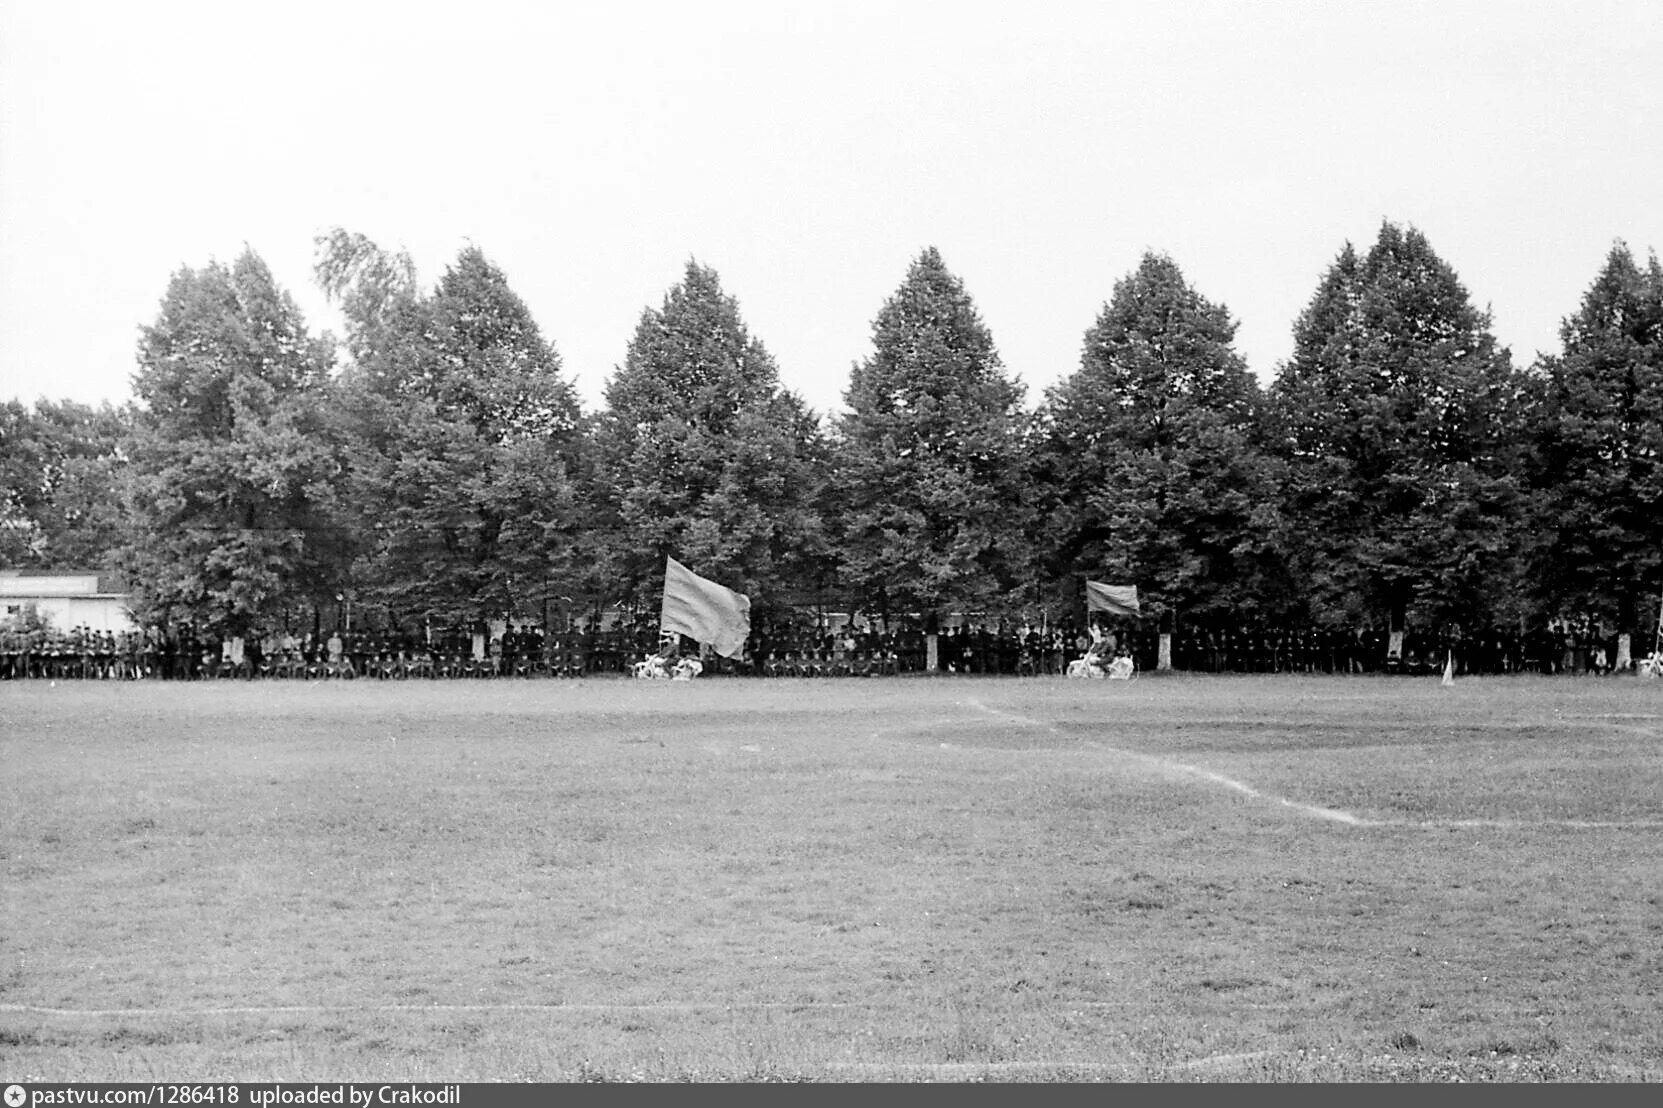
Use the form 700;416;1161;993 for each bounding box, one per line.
1527;241;1663;658
596;261;827;617
834;247;1032;629
1036;252;1288;627
1269;222;1525;637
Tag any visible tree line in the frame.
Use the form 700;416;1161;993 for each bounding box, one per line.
3;221;1660;658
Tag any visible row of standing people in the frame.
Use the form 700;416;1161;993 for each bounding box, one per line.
1171;624;1635;676
0;624;588;680
3;618;1644;680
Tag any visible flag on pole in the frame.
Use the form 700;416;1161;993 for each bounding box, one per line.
660;556;752;660
1085;581;1141;617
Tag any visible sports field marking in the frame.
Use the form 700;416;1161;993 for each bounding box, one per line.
0;1002;863;1017
1573;714;1660;720
1164;762;1370;825
961;698;1370;826
6;998;1636;1019
824;1049;1280;1076
1560;715;1663;739
1414;818;1663;830
821;1051;1137;1071
959;699;1663;831
0;999;1260;1018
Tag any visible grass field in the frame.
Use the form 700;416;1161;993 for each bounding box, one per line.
2;673;1661;1082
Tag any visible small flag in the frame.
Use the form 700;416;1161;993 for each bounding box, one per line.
1441;653;1455;686
660;556;751;660
1085;581;1140;617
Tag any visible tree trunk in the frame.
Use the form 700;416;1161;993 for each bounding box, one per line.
1387;596;1407;668
1613;592;1638;673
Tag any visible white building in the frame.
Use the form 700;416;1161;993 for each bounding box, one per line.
0;570;136;634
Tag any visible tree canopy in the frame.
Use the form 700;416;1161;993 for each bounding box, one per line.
596;260;827;616
12;225;1663;659
1526;241;1663;632
124;249;341;635
317;232;592;628
835;247;1032;625
1038;252;1288;624
0;399;132;571
1270;222;1525;629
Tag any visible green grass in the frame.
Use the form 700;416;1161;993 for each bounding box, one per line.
2;674;1660;1081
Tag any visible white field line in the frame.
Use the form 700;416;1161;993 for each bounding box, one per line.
0;999;1270;1020
962;698;1369;826
6;998;1640;1020
960;699;1663;832
1555;714;1663;740
822;1061;1140;1075
1568;714;1661;721
1166;762;1370;825
1177;1049;1281;1068
0;1002;1273;1074
1414;819;1663;830
825;1049;1280;1075
0;1002;862;1017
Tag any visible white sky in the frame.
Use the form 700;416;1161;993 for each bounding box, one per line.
2;0;1659;418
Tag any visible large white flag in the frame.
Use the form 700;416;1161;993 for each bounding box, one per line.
660;557;752;660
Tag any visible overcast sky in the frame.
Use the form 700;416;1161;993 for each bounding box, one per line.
2;0;1659;418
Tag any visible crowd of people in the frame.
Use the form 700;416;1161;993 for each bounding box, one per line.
0;613;1648;681
0;623;584;682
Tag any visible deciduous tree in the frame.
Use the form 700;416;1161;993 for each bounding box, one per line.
1036;252;1289;626
0;399;133;570
1526;242;1663;652
834;247;1032;627
316;232;593;628
125;250;343;636
596;260;828;617
1269;222;1526;634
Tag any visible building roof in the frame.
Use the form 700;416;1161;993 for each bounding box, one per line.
0;569;130;597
